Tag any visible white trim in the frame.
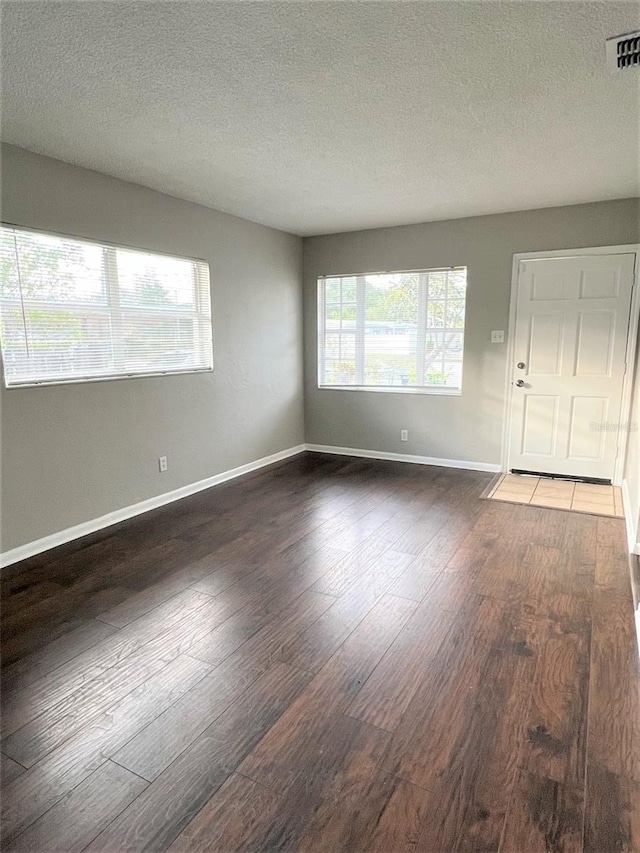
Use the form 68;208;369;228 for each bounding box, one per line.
501;251;526;475
0;444;306;568
305;443;501;473
622;479;640;555
318;265;466;280
317;385;462;396
317;267;467;395
620;255;640;483
502;244;640;485
1;222;214;389
505;245;640;261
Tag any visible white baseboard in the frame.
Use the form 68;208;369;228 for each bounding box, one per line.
304;443;502;473
0;444;306;569
1;441;501;569
622;479;640;555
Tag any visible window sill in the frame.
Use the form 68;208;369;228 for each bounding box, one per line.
317;384;462;396
4;366;214;389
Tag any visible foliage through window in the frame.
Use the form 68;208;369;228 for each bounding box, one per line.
0;225;213;386
318;268;467;391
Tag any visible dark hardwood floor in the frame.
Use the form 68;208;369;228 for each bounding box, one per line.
1;452;639;852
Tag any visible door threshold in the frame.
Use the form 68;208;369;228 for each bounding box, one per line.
509;469;612;486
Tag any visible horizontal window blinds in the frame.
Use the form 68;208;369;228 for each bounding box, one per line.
317;268;467;391
0;225;213;387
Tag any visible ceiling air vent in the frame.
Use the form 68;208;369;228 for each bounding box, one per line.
606;31;640;70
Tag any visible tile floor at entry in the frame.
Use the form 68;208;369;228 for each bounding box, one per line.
488;473;624;517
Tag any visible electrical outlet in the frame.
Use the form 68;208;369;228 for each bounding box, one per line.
491;330;505;344
401;430;408;441
159;456;168;473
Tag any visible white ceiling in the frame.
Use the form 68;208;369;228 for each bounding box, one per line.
2;1;639;236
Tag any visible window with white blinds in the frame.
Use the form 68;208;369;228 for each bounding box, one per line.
0;225;213;387
318;267;467;392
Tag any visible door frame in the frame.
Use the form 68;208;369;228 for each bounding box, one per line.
501;244;640;485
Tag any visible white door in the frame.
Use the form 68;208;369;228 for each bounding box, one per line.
508;253;636;482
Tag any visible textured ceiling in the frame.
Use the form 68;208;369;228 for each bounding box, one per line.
1;1;639;236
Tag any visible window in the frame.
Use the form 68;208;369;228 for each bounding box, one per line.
318;267;467;392
0;225;213;387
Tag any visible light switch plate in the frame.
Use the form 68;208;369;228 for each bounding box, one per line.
491;330;505;344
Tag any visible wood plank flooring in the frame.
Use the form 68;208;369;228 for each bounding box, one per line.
1;452;639;852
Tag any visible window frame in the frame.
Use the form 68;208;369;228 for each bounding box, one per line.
0;222;214;389
317;266;467;396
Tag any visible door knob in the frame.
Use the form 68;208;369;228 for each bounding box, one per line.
515;379;525;387
517;362;526;369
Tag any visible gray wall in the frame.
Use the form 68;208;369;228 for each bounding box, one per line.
304;199;640;469
3;146;639;555
1;144;304;552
